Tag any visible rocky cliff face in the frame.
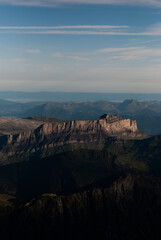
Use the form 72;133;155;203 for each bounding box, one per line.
32;114;138;136
0;114;145;165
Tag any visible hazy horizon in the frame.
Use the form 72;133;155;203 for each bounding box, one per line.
1;91;161;102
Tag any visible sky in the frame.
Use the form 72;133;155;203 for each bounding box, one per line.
0;0;161;92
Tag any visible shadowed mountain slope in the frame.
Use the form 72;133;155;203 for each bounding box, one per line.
0;173;161;240
0;149;118;202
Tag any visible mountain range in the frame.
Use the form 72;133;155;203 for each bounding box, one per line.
1;98;161;135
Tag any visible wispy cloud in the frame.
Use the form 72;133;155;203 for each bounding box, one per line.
96;47;138;53
16;31;161;36
146;22;161;35
0;25;128;29
26;49;41;53
10;58;26;62
0;58;27;62
151;58;161;62
52;47;161;62
0;0;161;7
52;52;89;61
1;23;161;36
95;47;161;61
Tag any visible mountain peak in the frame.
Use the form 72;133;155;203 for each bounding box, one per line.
99;114;122;122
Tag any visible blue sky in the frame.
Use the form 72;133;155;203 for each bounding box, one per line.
0;0;161;92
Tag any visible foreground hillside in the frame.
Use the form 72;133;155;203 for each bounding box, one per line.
0;114;160;239
0;172;161;240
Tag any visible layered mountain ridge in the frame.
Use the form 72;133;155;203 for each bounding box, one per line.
36;113;138;136
0;114;145;165
1;98;161;135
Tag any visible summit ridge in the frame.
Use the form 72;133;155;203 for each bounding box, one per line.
0;114;145;165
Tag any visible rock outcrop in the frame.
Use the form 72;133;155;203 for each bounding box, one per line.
0;114;145;165
29;114;139;136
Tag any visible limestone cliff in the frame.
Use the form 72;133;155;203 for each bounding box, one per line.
0;114;145;165
34;114;138;136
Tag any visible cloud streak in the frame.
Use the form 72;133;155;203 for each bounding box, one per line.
0;25;128;29
11;30;161;36
0;0;161;7
52;52;89;61
26;49;41;53
95;47;161;61
52;47;161;62
10;58;26;62
0;23;161;36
